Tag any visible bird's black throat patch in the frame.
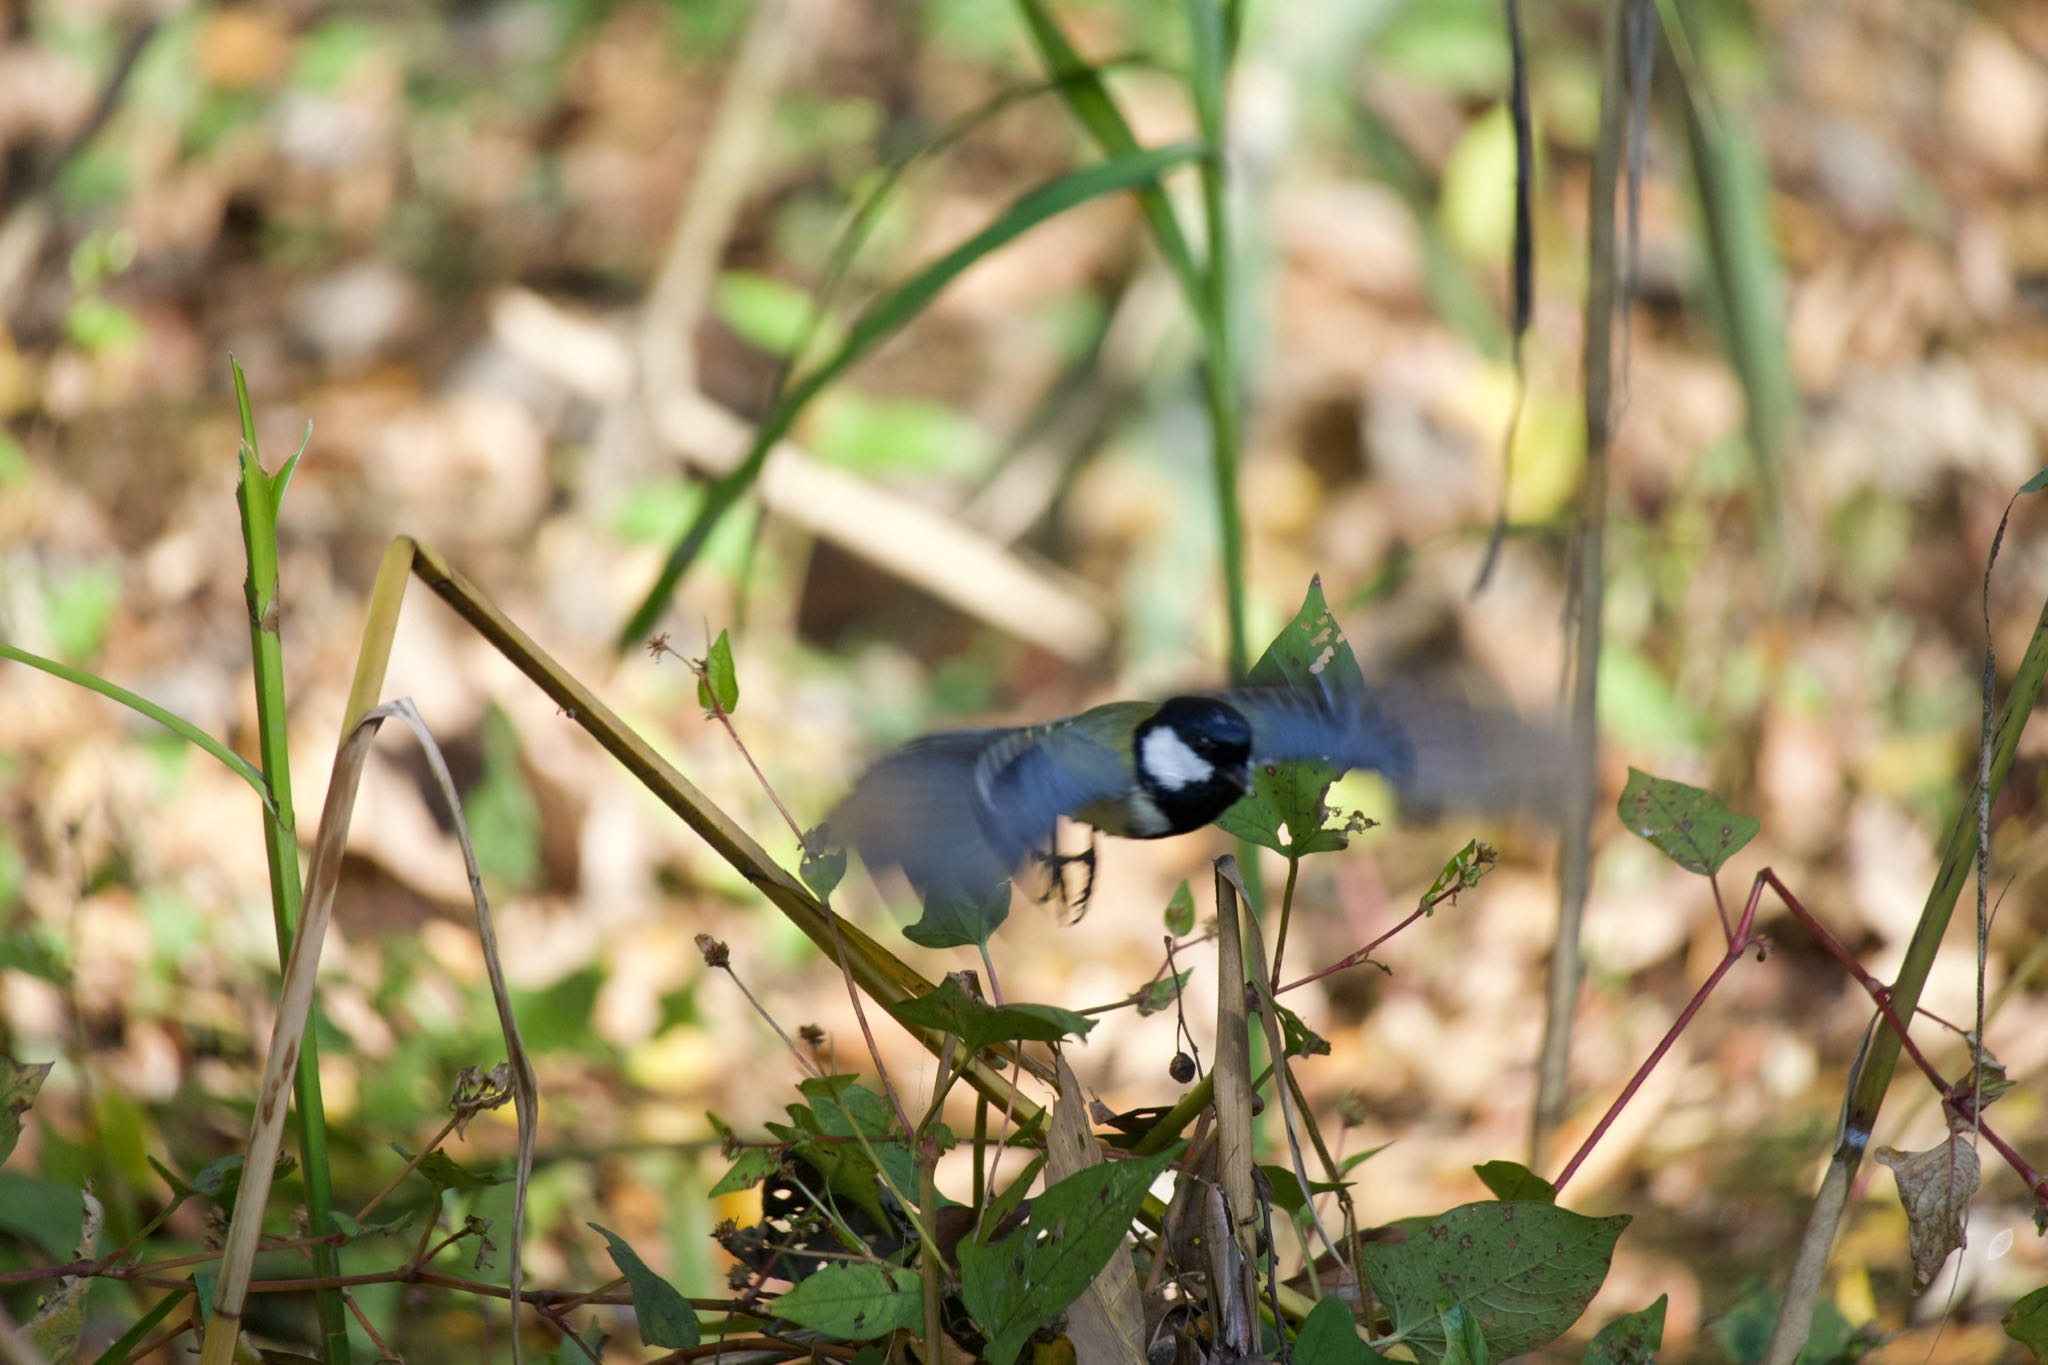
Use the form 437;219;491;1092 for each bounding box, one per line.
1133;696;1253;836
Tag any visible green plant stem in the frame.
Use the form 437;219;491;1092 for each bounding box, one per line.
1187;0;1248;679
1765;579;2048;1362
230;360;350;1365
1268;857;1301;988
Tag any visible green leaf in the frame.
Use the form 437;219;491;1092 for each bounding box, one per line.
2007;1285;2048;1360
0;1173;83;1258
1425;840;1498;905
789;1075;919;1227
810;391;991;479
44;561;121;664
509;964;606;1054
618;139;1205;647
773;1263;923;1340
1473;1160;1555;1204
1273;1001;1330;1058
146;1153;292;1210
1163;879;1195;936
888;975;1093;1055
65;295;144;353
800;826;847;900
394;1145;504;1194
0;430;29;488
1583;1295;1667;1363
709;1147;783;1198
0;1058;51;1168
903;881;1011;950
591;1222;701;1349
1215;576;1368;855
697;628;739;716
1363;1201;1629;1361
715;270;833;358
1259;1164;1349;1218
468;703;541;892
1617;768;1759;877
549;1324;606;1363
1134;969;1191;1017
1710;1280;1858;1365
1439;103;1519;268
328;1207;418;1240
959;1146;1180;1365
1439;1302;1490;1365
2020;469;2048;496
1294;1294;1388;1361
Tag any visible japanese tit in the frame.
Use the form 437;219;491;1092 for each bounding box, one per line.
828;682;1552;905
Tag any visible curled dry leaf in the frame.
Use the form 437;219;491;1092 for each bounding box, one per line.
1874;1136;1981;1292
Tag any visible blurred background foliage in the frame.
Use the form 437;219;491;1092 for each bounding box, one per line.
2;0;2047;1358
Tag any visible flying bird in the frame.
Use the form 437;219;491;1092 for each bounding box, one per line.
827;681;1553;906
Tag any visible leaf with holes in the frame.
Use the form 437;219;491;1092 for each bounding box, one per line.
1215;577;1367;856
1362;1201;1628;1361
1617;768;1758;877
958;1146;1180;1365
1584;1295;1667;1363
773;1263;923;1341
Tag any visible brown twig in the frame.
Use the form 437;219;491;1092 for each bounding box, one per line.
1551;867;2048;1211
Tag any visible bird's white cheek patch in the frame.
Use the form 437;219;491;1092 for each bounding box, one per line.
1141;727;1213;790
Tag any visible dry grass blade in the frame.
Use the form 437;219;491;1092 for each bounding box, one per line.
203;697;538;1365
399;703;540;1364
343;536;1047;1115
1046;1054;1147;1364
1208;857;1259;1347
1228;860;1340;1275
200;701;395;1365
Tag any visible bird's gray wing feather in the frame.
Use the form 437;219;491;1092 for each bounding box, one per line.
1226;683;1561;815
830;721;1130;899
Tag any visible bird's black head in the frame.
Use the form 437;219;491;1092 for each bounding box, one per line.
1133;696;1253;835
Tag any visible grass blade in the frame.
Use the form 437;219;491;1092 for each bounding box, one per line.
229;358;350;1364
0;643;271;810
1013;0;1207;310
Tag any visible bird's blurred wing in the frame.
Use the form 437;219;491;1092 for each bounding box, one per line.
829;717;1132;900
828;729;1016;901
972;713;1136;851
1226;683;1562;816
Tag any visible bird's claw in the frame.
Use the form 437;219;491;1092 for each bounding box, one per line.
1032;832;1099;921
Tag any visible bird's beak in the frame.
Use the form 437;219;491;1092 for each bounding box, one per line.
1226;763;1251;793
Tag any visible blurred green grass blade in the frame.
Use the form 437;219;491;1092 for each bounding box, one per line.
89;1286;189;1365
617;139;1204;648
0;643;272;810
1842;588;2048;1154
1673;21;1796;541
792;53;1162;381
1013;0;1207;314
1349;100;1508;358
